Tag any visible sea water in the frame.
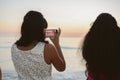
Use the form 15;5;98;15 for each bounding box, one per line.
0;37;87;80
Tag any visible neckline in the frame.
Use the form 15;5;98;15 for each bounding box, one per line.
15;42;42;51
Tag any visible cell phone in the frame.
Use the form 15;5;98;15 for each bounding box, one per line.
45;29;57;38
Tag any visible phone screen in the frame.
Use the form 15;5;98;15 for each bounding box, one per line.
45;29;57;37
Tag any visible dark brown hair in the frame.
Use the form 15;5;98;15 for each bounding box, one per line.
82;13;120;80
16;10;48;46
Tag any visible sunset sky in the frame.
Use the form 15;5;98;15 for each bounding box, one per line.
0;0;120;37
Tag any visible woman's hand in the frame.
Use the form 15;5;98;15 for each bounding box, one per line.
50;28;61;44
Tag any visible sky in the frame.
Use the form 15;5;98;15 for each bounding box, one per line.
0;0;120;37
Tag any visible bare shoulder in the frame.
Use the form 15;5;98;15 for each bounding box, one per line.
45;43;66;71
45;43;55;49
44;43;56;64
45;43;57;53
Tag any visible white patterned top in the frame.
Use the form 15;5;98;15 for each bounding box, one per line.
11;42;52;80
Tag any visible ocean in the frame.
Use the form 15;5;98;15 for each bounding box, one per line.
0;37;87;80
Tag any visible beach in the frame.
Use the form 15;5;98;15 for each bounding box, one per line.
2;71;86;80
0;37;86;80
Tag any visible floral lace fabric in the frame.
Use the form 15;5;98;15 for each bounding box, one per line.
11;42;52;80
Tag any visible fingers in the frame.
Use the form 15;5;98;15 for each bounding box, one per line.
56;27;61;36
58;27;61;34
54;28;61;36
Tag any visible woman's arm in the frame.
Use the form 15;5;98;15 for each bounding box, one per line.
50;28;66;71
44;28;66;71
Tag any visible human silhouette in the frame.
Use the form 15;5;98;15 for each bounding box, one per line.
82;13;120;80
11;10;66;80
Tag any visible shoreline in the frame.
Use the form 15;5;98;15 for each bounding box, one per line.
2;71;87;80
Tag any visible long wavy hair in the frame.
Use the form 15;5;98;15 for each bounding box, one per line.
16;10;48;46
82;13;120;80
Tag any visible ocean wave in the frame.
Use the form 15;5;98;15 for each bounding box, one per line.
0;59;11;63
61;46;78;50
2;71;86;80
0;46;11;49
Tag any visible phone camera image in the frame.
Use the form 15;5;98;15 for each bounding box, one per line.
45;29;57;38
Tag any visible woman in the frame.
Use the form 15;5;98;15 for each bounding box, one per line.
82;13;120;80
11;10;66;80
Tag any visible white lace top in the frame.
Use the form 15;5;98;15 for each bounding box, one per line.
11;42;52;80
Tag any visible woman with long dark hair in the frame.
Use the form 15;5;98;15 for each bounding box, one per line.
11;10;66;80
82;13;120;80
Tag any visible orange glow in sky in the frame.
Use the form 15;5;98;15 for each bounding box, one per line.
0;0;120;37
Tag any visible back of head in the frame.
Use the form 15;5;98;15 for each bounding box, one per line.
82;13;120;79
16;10;48;46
